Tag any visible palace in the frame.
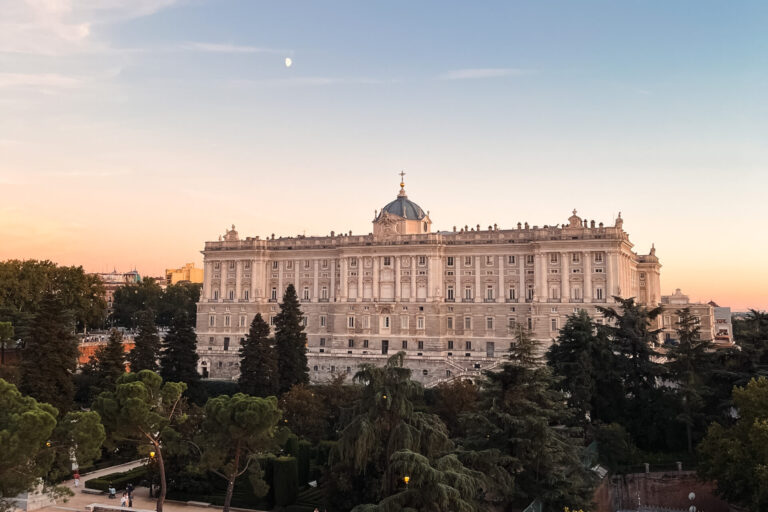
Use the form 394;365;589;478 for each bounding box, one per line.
195;178;661;385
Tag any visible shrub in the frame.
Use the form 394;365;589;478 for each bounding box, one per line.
284;435;299;457
297;441;311;486
273;457;299;507
84;466;148;491
316;440;336;466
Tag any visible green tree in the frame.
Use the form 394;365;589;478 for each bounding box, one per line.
160;314;200;386
239;313;278;396
20;295;79;413
158;282;202;327
0;321;13;366
111;278;163;329
93;371;187;512
97;329;127;386
698;377;768;510
329;352;482;511
666;307;713;453
461;326;594;510
47;410;106;483
192;393;282;512
128;310;161;372
280;384;326;442
428;379;478;437
274;285;309;394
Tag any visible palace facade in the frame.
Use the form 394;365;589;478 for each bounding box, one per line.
195;180;661;385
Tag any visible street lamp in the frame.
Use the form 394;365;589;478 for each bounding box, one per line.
149;451;156;459
689;491;696;512
403;476;410;485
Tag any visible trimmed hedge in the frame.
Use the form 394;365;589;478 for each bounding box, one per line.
85;466;148;491
297;441;311;486
273;457;299;507
316;440;336;466
285;435;299;457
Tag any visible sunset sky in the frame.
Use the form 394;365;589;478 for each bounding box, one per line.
1;1;766;310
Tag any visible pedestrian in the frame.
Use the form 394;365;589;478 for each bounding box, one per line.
73;471;80;488
108;485;116;499
120;493;127;507
128;493;133;508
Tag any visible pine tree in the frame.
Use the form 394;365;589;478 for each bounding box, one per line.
20;294;79;413
239;313;278;396
128;310;161;372
160;314;200;385
274;284;309;394
96;329;126;385
461;327;595;510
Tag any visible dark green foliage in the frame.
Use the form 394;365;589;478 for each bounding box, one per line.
297;441;311;486
128;310;161;372
20;294;79;413
157;282;202;327
111;278;163;329
47;410;106;483
0;321;13;366
0;260;106;335
238;313;278;397
593;423;637;472
428;379;478;437
98;329;127;385
199;379;240;398
274;285;309;394
461;327;594;510
160;314;200;386
273;457;299;507
698;377;768;510
285;435;300;457
84;466;148;491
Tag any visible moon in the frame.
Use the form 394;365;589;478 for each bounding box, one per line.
285;57;292;68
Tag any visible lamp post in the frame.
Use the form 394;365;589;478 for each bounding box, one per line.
688;491;696;512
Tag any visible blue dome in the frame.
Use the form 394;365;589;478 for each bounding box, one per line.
379;195;426;220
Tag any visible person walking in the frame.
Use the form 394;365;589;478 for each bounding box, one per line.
73;471;80;488
120;493;127;507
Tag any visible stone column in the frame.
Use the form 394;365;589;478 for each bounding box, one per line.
358;258;363;299
204;261;212;300
331;258;337;302
395;257;401;301
427;256;432;300
277;261;283;300
313;259;319;302
456;257;461;301
235;260;242;300
340;257;348;300
497;256;504;303
561;252;569;302
534;252;545;302
474;256;481;303
373;256;379;301
518;255;525;301
410;257;416;301
607;251;617;301
584;251;592;301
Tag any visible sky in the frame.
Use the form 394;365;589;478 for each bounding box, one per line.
0;0;766;310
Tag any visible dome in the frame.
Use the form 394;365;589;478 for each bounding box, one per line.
378;194;426;221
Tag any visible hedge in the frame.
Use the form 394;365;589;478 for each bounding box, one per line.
84;466;148;492
297;441;311;486
285;435;300;457
273;457;299;507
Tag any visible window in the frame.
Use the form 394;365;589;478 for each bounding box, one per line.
383;256;391;266
301;317;307;327
465;341;472;350
572;253;580;263
348;339;354;348
319;338;326;347
551;318;558;331
550;253;558;264
229;261;235;270
447;256;454;267
464;287;473;300
402;340;408;349
418;256;427;266
527;317;533;330
464;256;472;266
526;286;534;300
418;340;424;350
594;252;604;263
239;315;246;327
286;261;293;270
361;315;369;329
363;339;369;348
486;317;494;329
213;289;219;300
508;288;516;300
464;317;472;329
486;255;493;265
401;316;409;329
271;288;277;300
573;287;581;300
596;288;604;300
447;317;454;329
228;290;234;300
244;290;249;300
486;286;494;300
244;261;251;269
313;365;318;371
320;315;327;327
508;255;516;264
272;261;278;269
383;316;390;328
348;316;355;328
209;315;215;327
526;255;535;265
417;316;425;329
223;337;230;351
209;337;214;344
322;259;329;269
448;340;454;349
447;286;455;300
269;316;275;326
508;317;516;329
303;287;310;300
214;262;220;270
550;287;559;300
224;315;231;327
595;268;604;273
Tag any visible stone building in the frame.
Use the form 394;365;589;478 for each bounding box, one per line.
195;179;661;385
165;262;204;285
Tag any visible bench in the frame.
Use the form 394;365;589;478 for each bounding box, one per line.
81;489;104;495
85;504;154;512
186;501;211;507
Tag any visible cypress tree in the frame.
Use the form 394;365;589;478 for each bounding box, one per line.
274;285;309;394
128;310;161;372
160;314;200;385
95;328;127;386
20;294;79;413
239;313;278;396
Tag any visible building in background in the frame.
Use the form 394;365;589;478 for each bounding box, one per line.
195;178;663;385
711;301;734;346
166;263;204;285
659;289;734;347
91;269;141;314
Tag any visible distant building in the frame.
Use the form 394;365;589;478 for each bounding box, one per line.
78;332;135;366
165;263;204;285
659;289;733;347
710;301;734;346
91;269;141;313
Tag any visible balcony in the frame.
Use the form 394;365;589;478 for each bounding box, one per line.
238;299;248;302
223;299;233;303
318;298;329;302
461;298;474;303
268;299;277;303
525;298;533;303
484;298;496;303
445;298;455;302
569;298;584;303
505;298;518;303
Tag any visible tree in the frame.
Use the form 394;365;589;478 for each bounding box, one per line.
0;321;13;366
128;310;161;372
666;307;713;453
160;314;200;386
239;313;278;397
111;278;163;329
461;326;595;510
96;329;127;386
157;282;202;327
193;393;282;512
428;379;478;437
20;294;79;413
93;371;187;512
274;285;309;394
698;377;768;510
47;410;106;483
328;352;482;511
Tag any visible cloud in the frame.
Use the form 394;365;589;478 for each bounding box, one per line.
229;76;396;88
181;42;285;54
0;72;83;88
438;68;535;80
